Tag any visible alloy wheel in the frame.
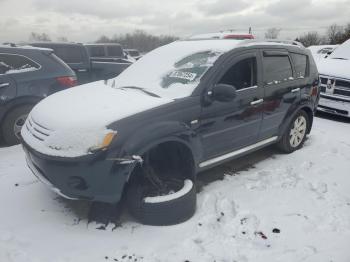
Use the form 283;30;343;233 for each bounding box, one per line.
13;114;28;139
289;115;307;148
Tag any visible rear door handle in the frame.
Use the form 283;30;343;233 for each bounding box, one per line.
291;88;300;93
250;99;263;106
0;83;10;88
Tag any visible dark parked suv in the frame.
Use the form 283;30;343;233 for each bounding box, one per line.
84;43;128;62
30;43;131;85
21;39;319;225
0;44;76;145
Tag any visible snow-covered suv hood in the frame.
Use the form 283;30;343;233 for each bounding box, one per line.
21;81;173;157
316;58;350;80
316;39;350;80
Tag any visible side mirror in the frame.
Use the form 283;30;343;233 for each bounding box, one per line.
211;84;237;102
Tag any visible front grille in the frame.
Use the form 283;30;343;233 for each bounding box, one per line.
320;77;328;84
319;76;350;97
25;116;52;142
337;80;350;89
318;105;349;115
334;89;350;96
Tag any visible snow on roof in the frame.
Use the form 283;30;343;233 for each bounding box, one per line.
189;31;253;40
0;44;52;52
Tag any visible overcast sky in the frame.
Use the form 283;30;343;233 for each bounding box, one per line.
0;0;349;42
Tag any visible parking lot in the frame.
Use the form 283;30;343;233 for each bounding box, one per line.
1;113;350;262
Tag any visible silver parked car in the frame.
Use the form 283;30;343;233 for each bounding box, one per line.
316;39;350;118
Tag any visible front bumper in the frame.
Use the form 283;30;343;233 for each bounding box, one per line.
317;95;350;118
22;142;139;203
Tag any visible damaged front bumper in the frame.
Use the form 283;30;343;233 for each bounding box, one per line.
22;141;141;203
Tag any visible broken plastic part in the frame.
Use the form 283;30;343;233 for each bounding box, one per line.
107;155;143;165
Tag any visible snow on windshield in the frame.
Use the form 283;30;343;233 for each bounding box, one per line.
329;39;350;60
112;40;240;99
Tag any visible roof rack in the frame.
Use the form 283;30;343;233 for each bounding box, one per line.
241;39;304;47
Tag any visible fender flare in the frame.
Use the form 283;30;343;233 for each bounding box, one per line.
278;102;314;139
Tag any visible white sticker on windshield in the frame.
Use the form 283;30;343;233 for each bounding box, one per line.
169;71;197;81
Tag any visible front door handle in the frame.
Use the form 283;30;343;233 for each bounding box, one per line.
250;99;263;106
291;88;300;93
0;83;10;88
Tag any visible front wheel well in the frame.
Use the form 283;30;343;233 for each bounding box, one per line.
128;141;196;185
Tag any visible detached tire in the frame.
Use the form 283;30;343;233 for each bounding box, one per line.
277;110;309;153
2;105;32;146
127;179;196;226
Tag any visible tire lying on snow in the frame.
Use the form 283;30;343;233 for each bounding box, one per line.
127;179;196;226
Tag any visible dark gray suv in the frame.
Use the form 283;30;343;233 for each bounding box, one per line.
0;44;76;145
22;39;320;225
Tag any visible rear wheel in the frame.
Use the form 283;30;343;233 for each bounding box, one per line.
1;105;32;146
277;110;309;153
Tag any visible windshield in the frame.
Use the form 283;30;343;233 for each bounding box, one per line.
112;40;239;99
329;39;350;60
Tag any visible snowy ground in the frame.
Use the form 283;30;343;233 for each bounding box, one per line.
0;114;350;262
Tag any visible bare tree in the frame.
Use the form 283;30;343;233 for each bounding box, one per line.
297;31;322;47
326;24;344;44
96;30;179;52
340;23;350;43
29;32;51;42
265;28;281;39
96;35;111;43
57;36;68;42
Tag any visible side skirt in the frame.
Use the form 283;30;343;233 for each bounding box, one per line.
198;136;278;168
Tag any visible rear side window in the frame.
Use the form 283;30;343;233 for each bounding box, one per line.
128;50;140;56
107;46;123;57
291;53;308;78
53;46;84;64
263;55;293;85
218;57;257;90
0;53;40;75
89;46;105;57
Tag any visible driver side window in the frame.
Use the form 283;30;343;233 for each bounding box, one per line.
218;57;257;90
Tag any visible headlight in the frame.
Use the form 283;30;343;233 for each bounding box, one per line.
89;132;116;153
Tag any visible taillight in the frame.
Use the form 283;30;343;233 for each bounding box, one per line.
56;76;77;88
311;85;319;97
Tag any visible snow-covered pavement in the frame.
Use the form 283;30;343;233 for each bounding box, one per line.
0;115;350;262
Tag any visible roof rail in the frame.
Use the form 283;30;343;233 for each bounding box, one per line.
241;39;305;48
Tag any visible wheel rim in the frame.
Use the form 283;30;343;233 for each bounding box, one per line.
289;115;307;148
144;178;183;198
13;114;28;139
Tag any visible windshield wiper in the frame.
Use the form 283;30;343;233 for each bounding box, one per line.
118;86;161;98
